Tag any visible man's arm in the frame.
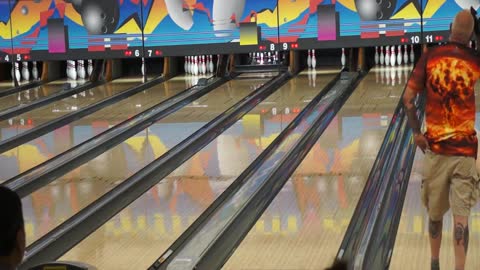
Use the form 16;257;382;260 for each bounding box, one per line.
403;86;421;135
403;86;428;152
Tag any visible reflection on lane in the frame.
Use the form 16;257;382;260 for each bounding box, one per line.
58;70;339;270
0;79;87;112
21;77;266;245
223;66;411;270
0;76;205;182
0;77;143;140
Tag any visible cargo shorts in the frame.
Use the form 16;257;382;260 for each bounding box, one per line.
421;150;480;221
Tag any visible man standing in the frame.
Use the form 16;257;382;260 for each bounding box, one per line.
0;187;25;270
403;9;480;270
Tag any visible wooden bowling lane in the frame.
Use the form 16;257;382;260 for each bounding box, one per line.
222;66;412;270
0;78;82;111
389;90;480;270
0;75;206;182
21;75;267;246
0;77;143;140
56;69;340;270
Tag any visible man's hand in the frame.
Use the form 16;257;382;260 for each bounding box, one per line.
414;133;429;153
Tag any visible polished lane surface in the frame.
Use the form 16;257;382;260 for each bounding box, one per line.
222;66;411;270
389;91;480;269
0;75;205;182
0;77;143;140
57;69;340;270
21;75;265;245
0;79;85;111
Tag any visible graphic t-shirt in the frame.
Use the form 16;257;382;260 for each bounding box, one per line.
408;42;480;158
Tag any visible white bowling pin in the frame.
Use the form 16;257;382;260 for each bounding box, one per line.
390;46;396;67
208;55;214;73
403;45;409;64
260;53;264;65
184;56;188;73
213;0;246;37
77;60;86;79
141;57;145;76
87;60;93;76
374;46;379;65
341;48;346;66
188;56;192;74
32;61;39;80
380;47;385;65
15;62;21;82
275;51;279;64
71;60;77;80
410;45;415;63
397;45;402;65
66;60;71;79
385;46;390;66
307;50;312;68
21;62;30;81
193;56;199;75
312;49;317;68
202;55;207;74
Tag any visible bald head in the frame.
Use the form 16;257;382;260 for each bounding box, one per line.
450;10;474;45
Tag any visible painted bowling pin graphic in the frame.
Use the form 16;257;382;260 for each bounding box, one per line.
165;0;193;30
32;61;39;80
213;0;246;37
455;0;480;10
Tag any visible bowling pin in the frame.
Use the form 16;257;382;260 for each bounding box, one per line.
202;55;207;74
380;47;385;65
208;55;214;73
260;53;264;65
32;61;39;80
390;46;396;67
374;46;379;65
21;62;30;81
385;46;390;66
403;45;409;65
141;57;145;76
77;60;86;79
71;60;77;80
307;50;312;68
193;56;199;75
184;56;188;73
15;62;21;83
341;48;346;66
397;45;402;66
87;60;93;76
188;56;192;74
312;49;317;69
410;45;415;63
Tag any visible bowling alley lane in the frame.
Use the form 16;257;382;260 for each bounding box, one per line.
0;75;207;182
0;78;87;112
222;66;412;270
389;104;480;269
0;77;143;140
55;69;339;270
21;74;269;246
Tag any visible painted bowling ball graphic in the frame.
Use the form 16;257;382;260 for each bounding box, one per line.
355;0;397;21
66;0;120;35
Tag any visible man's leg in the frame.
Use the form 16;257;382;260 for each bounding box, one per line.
429;218;442;270
421;151;450;270
453;215;469;270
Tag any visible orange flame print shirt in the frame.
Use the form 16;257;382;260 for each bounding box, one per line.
408;43;480;158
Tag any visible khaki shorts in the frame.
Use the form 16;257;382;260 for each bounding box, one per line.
422;150;480;221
